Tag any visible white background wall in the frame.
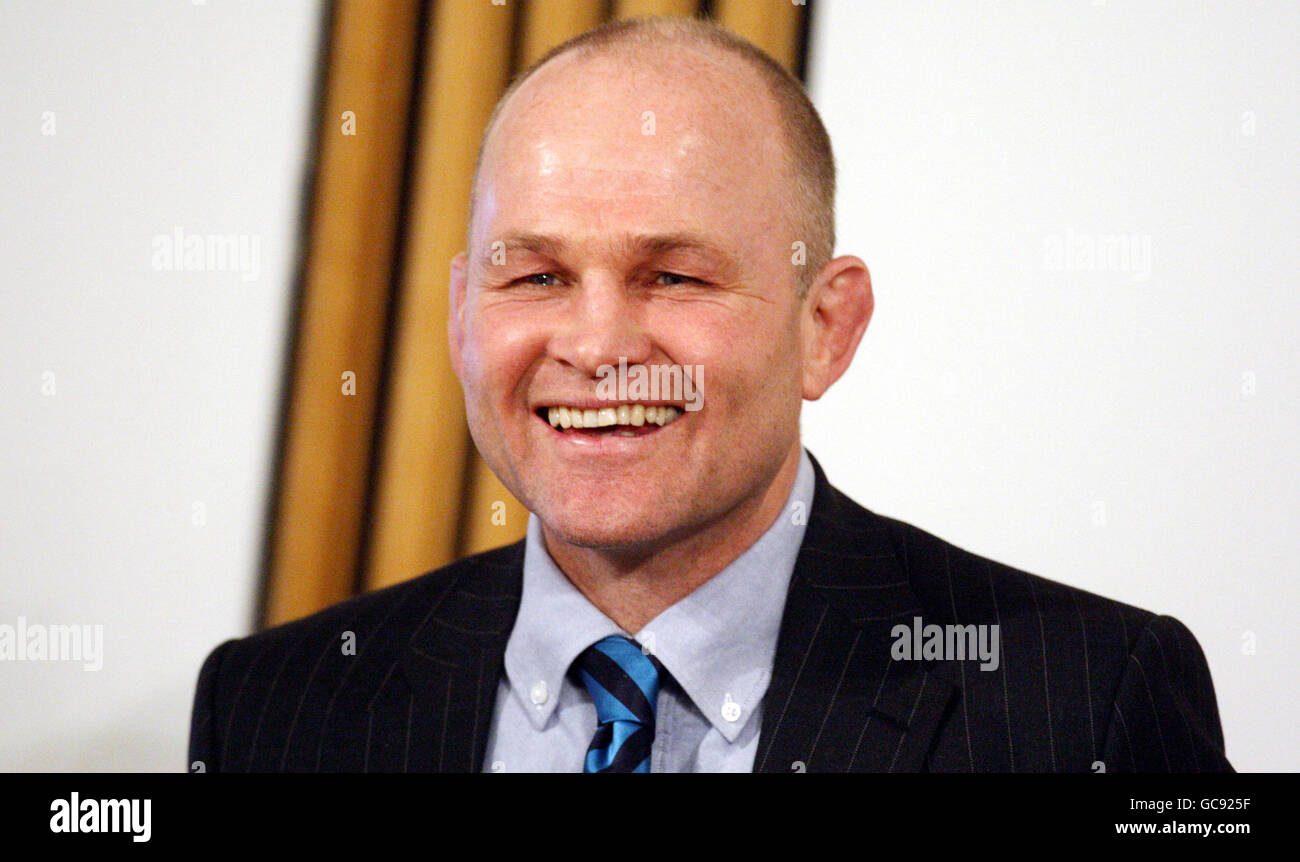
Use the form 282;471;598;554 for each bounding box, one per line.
0;0;321;770
805;0;1298;772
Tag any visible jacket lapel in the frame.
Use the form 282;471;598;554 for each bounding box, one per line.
755;455;957;772
398;541;523;772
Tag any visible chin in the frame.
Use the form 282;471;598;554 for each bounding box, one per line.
536;499;684;551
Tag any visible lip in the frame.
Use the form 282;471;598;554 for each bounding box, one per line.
532;407;682;453
530;399;688;412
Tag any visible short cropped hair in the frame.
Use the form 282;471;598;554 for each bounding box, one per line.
469;16;836;295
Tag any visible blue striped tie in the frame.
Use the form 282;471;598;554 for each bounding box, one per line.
574;635;663;773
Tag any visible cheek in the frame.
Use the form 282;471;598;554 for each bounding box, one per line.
654;305;799;397
464;302;549;400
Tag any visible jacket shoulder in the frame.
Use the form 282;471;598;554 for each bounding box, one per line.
852;507;1228;771
187;541;522;771
234;541;521;656
873;510;1156;652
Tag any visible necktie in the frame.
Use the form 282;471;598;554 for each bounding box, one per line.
573;635;664;773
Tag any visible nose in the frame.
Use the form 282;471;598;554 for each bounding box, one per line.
548;272;653;377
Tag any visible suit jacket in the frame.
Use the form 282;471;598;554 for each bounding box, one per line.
189;456;1232;772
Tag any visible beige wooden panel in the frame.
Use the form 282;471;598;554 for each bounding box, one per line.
519;0;605;67
264;0;422;626
615;0;699;19
713;0;802;73
365;0;516;589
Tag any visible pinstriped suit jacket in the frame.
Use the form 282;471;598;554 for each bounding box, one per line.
189;455;1232;772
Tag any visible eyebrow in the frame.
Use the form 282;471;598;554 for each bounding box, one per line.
485;232;739;269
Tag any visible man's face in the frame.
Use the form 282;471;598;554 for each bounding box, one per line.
452;49;809;550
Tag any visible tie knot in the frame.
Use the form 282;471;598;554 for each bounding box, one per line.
575;635;663;729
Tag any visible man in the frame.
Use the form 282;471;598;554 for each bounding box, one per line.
189;17;1230;772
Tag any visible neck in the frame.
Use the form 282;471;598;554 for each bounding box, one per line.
541;444;803;634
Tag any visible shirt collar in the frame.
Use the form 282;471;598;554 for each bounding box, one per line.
504;449;815;741
503;517;623;729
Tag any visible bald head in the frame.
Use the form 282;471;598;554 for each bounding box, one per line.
468;16;836;294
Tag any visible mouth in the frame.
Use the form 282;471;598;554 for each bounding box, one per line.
535;403;683;438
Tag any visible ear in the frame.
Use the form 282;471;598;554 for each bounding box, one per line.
800;255;873;401
448;251;469;382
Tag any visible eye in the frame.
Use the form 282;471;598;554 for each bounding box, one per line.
519;272;561;286
655;272;699;286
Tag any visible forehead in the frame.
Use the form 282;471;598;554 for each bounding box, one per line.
473;46;791;249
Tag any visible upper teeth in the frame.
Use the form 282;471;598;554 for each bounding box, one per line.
546;404;681;429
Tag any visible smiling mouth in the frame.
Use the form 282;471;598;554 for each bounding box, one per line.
536;404;683;437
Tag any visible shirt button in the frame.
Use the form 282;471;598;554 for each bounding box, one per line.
530;681;548;706
721;693;742;723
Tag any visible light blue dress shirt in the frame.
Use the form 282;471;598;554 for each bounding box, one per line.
483;449;814;772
